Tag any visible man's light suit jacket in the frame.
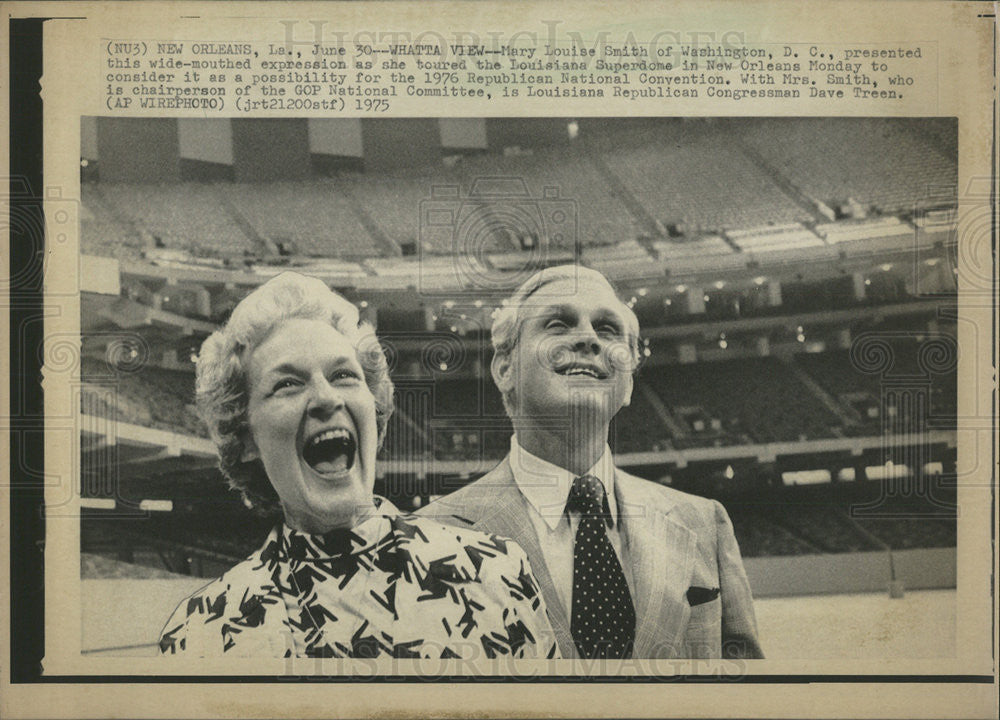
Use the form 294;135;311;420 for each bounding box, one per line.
419;456;763;659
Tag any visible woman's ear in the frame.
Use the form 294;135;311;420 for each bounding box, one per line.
240;431;259;463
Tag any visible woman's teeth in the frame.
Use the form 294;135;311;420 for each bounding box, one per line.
303;429;356;474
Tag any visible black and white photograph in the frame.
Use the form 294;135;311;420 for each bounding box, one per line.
76;115;959;662
5;2;997;716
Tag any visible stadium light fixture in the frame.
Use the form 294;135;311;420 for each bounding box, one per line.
837;467;857;482
782;469;832;486
139;499;173;512
80;498;115;510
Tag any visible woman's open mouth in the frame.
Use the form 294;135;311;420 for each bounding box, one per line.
302;428;356;475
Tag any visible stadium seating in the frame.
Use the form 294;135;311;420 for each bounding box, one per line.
723;486;956;557
795;341;957;433
76;343;952;453
771;499;883;553
451;148;638;249
217;181;383;257
794;350;882;432
345;167;470;254
600;123;812;232
727;506;822;556
902;117;957;165
95;184;254;257
643;357;845;444
610;382;674;453
80;183;149;261
80;357;206;437
737;118;957;215
425;377;512;460
82;509;272;577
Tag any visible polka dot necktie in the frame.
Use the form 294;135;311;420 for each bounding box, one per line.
567;474;636;659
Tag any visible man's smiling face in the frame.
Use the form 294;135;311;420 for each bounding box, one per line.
494;277;636;427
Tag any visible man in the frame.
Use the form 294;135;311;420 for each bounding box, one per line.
420;265;762;660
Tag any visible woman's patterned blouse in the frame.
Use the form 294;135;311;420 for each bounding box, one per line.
158;499;558;659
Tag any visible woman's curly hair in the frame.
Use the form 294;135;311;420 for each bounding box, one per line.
195;272;394;517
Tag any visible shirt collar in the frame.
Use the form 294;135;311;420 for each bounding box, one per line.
279;496;399;560
509;434;617;531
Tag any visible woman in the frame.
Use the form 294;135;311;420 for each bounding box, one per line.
159;272;556;659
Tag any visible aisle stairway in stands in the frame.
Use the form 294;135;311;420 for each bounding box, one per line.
731;135;833;225
781;356;862;431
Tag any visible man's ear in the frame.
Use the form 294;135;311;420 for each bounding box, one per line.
621;373;634;408
491;351;514;397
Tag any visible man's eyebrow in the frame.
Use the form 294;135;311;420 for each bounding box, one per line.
596;312;625;328
533;303;573;318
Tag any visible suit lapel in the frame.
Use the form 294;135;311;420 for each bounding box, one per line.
471;461;577;659
617;473;695;658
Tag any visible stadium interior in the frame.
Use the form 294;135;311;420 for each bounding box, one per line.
76;117;958;584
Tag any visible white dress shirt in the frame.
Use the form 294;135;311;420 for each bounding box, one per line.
507;435;634;614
